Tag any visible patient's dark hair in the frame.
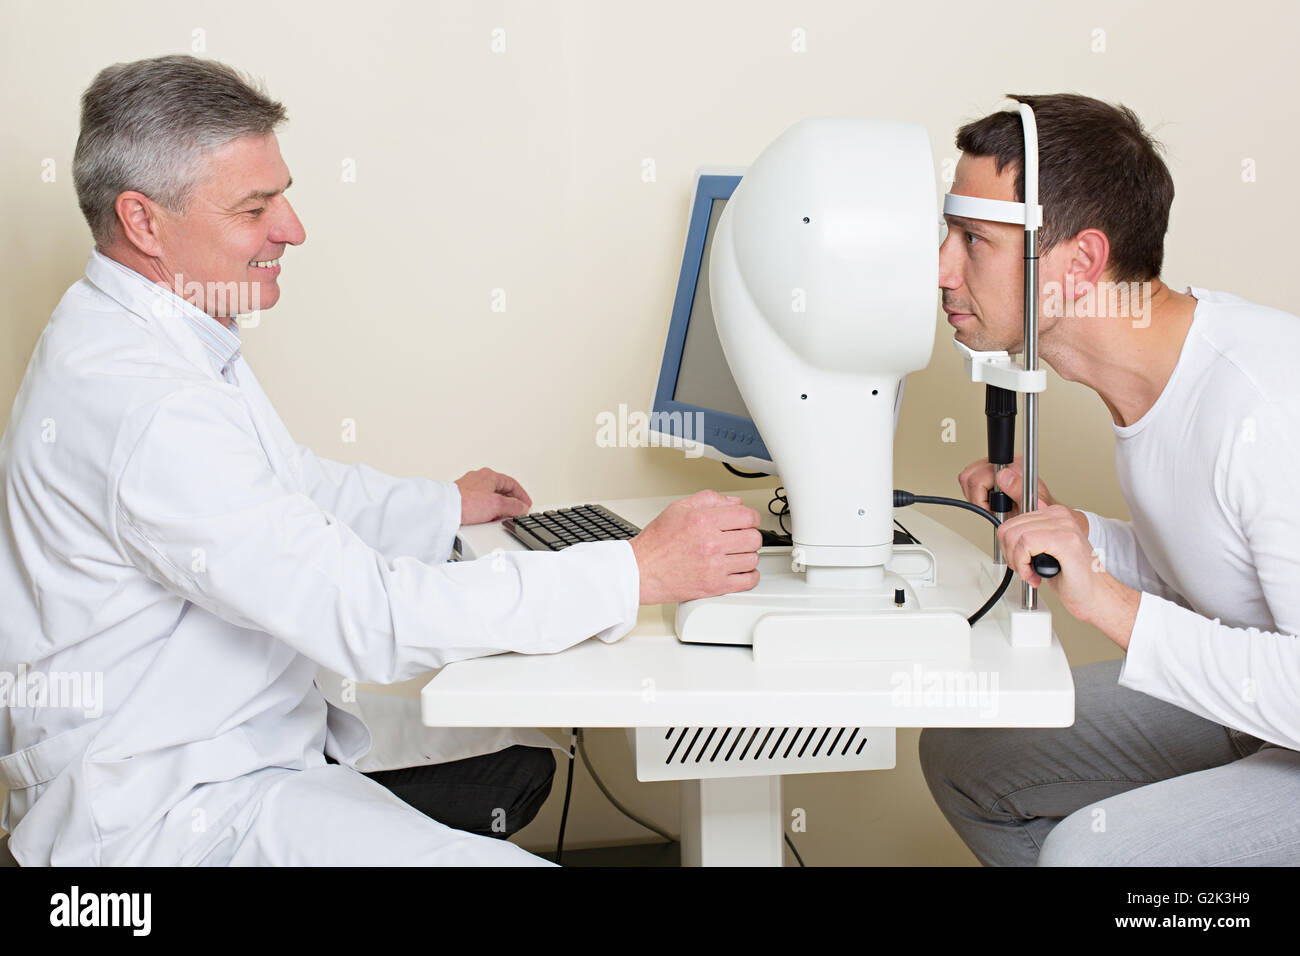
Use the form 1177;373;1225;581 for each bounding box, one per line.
955;93;1174;282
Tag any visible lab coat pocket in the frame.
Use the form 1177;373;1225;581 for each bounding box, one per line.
83;732;267;865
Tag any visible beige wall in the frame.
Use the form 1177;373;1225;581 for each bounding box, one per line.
2;0;1297;864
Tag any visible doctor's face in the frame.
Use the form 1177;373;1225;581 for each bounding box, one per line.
938;154;1028;352
153;133;306;320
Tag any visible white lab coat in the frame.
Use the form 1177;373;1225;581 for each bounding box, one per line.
0;251;640;865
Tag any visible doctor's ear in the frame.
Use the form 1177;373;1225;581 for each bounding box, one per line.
1062;227;1111;292
113;191;166;259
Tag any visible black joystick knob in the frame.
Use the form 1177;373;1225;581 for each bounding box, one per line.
1031;553;1061;578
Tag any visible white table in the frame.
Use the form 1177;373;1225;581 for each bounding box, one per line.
421;488;1074;865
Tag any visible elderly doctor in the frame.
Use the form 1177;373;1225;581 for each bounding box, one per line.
0;55;763;866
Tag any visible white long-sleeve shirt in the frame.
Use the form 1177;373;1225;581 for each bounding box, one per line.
0;249;640;864
1079;286;1300;752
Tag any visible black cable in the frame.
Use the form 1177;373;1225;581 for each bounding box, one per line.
784;833;806;867
892;491;1015;626
894;518;920;545
555;728;577;865
723;462;770;479
968;565;1015;628
768;486;790;535
896;492;999;526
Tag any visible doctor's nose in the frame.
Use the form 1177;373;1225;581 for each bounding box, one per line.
273;197;307;247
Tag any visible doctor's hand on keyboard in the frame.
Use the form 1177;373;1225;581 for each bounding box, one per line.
629;490;762;606
455;467;533;525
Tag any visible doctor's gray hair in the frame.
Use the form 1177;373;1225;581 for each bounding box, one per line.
72;55;287;247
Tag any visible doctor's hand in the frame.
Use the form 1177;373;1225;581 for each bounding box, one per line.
455;467;533;525
629;490;762;606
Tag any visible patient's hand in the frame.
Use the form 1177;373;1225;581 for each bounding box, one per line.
958;455;1087;534
630;490;762;605
455;467;532;525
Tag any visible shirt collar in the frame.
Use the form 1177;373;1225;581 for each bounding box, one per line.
85;249;243;380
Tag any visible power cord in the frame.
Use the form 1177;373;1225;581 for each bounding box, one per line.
769;487;790;536
892;491;1014;626
723;462;770;479
784;833;806;867
894;518;920;545
554;728;577;865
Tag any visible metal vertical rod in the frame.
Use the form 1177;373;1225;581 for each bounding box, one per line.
991;463;1008;564
1022;229;1040;611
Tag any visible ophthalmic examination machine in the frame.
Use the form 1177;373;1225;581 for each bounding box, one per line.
675;107;1061;659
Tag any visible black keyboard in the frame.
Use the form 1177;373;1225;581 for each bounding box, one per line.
503;504;641;552
503;508;914;553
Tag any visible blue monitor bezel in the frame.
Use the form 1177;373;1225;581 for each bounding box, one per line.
651;173;773;464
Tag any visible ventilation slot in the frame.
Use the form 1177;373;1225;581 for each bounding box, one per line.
661;726;870;764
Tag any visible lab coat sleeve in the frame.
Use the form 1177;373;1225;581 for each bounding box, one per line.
1118;398;1300;751
1079;510;1183;602
112;387;642;684
294;444;461;564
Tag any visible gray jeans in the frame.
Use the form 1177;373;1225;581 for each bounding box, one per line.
918;659;1300;865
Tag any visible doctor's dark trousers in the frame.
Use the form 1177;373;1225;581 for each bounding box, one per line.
325;746;556;839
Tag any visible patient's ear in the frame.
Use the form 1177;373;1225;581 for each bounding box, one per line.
114;191;165;258
1064;227;1111;299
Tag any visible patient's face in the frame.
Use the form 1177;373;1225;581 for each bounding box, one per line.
153;134;306;323
938;154;1029;352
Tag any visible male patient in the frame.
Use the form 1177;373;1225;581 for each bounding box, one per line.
924;93;1300;865
0;55;762;865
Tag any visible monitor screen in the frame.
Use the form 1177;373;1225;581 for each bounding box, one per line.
671;197;752;421
649;172;773;469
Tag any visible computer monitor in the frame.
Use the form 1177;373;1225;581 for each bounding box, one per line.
649;169;905;474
